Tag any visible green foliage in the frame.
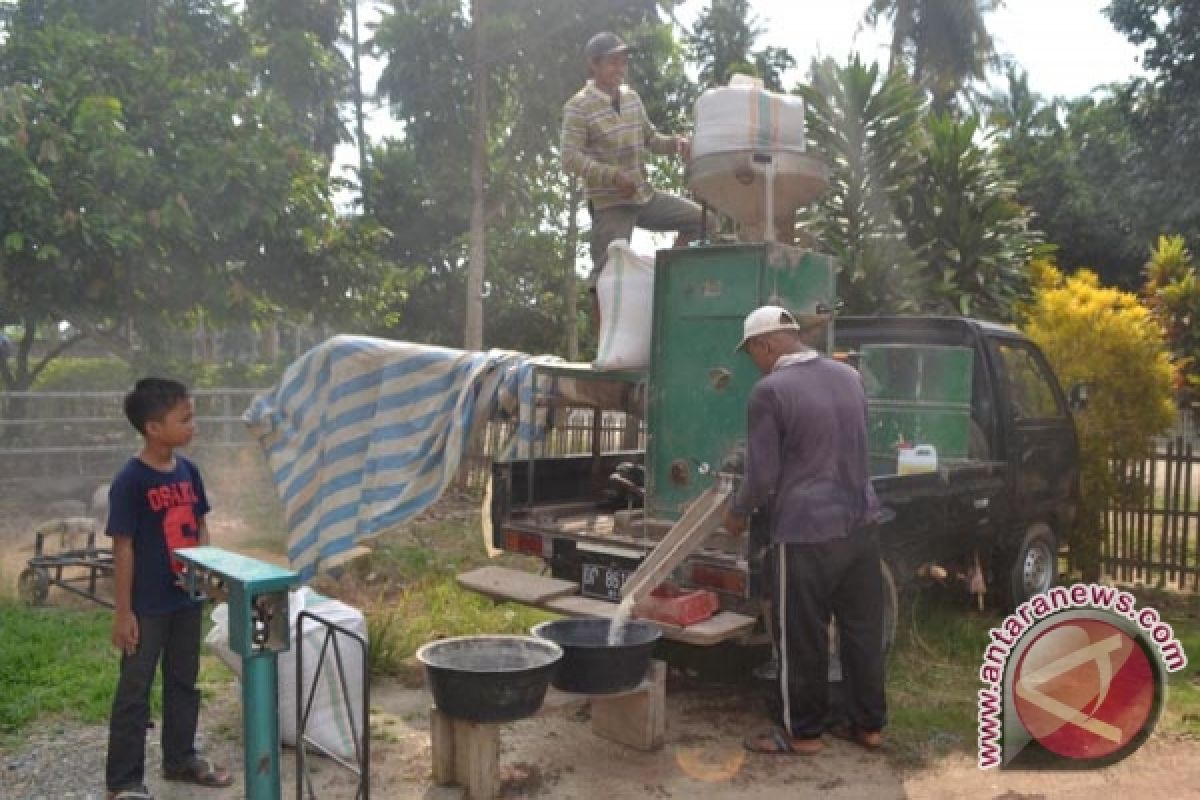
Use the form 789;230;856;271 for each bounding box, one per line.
989;68;1150;289
905;113;1039;321
686;0;795;92
30;357;136;391
370;0;669;353
28;356;284;391
0;605;117;733
863;0;1003;111
366;576;554;676
1020;265;1175;575
0;1;403;392
801;55;926;314
1143;234;1200;402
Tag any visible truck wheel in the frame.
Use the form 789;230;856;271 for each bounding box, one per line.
1006;524;1057;608
18;566;50;606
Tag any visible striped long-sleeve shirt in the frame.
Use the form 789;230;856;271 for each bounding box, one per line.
560;81;678;210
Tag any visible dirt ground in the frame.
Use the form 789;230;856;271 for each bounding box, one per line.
2;467;1198;799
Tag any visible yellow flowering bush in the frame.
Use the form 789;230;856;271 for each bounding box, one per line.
1020;266;1175;578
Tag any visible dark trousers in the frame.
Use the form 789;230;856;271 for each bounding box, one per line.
106;604;203;791
767;528;887;738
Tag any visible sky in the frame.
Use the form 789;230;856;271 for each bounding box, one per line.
681;0;1145;100
336;0;1146;201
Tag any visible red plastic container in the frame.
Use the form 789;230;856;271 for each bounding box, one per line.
634;585;719;627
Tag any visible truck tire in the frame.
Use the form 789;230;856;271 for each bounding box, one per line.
1005;523;1058;609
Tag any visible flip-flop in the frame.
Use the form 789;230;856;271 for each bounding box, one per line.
162;756;233;788
107;787;154;800
829;723;885;750
742;727;823;755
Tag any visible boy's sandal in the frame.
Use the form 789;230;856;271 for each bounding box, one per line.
107;787;154;800
829;723;885;750
163;755;233;787
742;727;824;755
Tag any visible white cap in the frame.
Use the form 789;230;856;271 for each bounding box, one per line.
736;305;800;351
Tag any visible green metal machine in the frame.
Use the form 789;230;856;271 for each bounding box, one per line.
645;243;836;520
176;546;299;800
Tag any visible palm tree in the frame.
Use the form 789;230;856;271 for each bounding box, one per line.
863;0;1003;112
799;56;927;314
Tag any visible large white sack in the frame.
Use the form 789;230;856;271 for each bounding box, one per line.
594;240;655;370
692;74;807;158
206;587;368;761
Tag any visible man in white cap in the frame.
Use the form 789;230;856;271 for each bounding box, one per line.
560;31;711;322
724;305;887;755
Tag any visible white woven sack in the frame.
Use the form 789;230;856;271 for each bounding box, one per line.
692;74;807;159
593;240;655;370
207;588;367;761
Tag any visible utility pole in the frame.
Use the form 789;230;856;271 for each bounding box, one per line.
465;0;488;351
350;0;370;213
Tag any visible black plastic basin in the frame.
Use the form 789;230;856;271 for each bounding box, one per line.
416;634;563;722
532;617;661;695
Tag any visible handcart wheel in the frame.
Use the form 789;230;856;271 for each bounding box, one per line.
18;566;50;606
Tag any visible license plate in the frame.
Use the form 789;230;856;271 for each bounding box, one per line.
580;563;630;602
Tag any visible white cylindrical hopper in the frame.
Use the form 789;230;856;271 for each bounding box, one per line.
687;75;827;243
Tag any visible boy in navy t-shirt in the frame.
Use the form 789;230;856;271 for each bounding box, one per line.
104;379;232;800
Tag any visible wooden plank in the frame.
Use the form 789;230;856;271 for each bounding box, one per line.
456;566;577;605
619;482;732;606
430;707;456;786
456;720;499;800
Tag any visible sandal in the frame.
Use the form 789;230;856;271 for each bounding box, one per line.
107;787;154;800
829;723;885;750
162;755;233;788
742;727;824;755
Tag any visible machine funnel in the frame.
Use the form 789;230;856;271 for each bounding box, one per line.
686;75;827;243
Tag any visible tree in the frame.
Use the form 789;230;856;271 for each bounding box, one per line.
371;0;673;354
904;113;1039;320
0;1;398;394
987;69;1152;288
1020;264;1175;578
863;0;1002;112
1142;234;1200;403
1105;0;1200;263
799;56;926;314
244;0;349;161
686;0;794;92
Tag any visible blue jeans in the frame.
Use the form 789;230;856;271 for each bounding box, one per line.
105;604;203;791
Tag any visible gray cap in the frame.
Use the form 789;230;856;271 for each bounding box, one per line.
585;32;631;61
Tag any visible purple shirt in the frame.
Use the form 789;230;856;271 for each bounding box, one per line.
733;354;878;544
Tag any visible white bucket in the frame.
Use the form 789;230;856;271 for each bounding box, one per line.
897;445;938;475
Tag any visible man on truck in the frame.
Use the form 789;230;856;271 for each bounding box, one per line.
724;305;887;755
560;31;710;325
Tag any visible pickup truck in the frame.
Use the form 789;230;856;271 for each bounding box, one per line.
461;315;1081;657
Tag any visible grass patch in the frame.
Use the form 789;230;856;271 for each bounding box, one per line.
326;498;557;679
885;587;1200;767
0;605;117;736
368;576;555;680
0;603;233;743
886;591;996;766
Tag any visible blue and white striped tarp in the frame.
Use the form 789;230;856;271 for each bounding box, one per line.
243;335;557;581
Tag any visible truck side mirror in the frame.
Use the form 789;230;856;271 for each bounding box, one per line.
1068;382;1090;413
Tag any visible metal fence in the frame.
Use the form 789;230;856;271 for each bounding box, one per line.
0;390;642;491
0;389;262;483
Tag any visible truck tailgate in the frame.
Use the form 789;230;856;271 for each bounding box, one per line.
458;565;757;646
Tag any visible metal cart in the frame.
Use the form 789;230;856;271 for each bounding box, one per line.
17;517;113;608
